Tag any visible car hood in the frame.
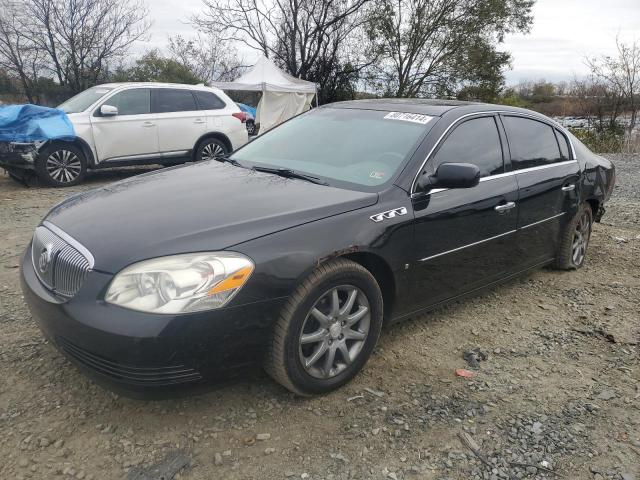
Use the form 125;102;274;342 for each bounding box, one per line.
45;162;378;273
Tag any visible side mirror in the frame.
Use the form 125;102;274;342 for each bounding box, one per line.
417;162;480;191
100;104;118;116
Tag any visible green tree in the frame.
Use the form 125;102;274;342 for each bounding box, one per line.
111;50;201;84
366;0;534;98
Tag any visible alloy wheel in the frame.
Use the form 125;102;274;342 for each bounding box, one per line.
572;210;591;265
45;149;82;183
201;142;225;161
298;285;371;379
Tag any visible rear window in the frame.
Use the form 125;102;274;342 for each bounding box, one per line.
502;116;562;170
153;89;198;113
194;91;226;110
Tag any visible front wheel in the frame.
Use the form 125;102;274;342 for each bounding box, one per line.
266;259;383;396
36;144;86;187
553;203;593;270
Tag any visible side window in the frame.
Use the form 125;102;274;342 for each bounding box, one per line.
153;89;198;113
431;116;504;178
502;116;562;169
194;91;226;110
554;129;571;160
103;89;150;115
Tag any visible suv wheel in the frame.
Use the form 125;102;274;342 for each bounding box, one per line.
195;138;228;162
553;203;593;270
36;144;86;187
266;259;383;396
246;120;257;136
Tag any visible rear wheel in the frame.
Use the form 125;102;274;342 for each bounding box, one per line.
266;259;383;396
36;144;86;187
553;203;593;270
195;138;228;162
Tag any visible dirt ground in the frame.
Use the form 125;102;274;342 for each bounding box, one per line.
0;156;638;480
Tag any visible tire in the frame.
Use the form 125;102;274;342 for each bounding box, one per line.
553;203;593;270
266;258;384;396
36;143;86;187
194;138;228;162
246;120;256;136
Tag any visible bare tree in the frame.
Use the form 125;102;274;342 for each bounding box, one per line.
2;0;150;96
586;37;640;134
366;0;534;98
168;32;246;83
0;0;46;102
193;0;376;103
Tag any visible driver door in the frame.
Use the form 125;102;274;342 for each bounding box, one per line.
90;88;159;163
409;114;520;310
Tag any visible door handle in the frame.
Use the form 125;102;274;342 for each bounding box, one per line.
495;201;516;213
194;119;205;124
562;184;575;192
142;122;155;127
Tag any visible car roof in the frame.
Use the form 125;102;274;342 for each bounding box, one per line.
325;98;546;118
95;82;222;92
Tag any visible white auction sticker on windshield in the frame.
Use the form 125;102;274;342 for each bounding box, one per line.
384;112;433;124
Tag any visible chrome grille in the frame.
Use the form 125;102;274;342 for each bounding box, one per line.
31;223;93;297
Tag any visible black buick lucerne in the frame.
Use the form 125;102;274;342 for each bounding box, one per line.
21;100;615;397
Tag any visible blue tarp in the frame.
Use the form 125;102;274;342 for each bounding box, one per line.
236;102;257;119
0;104;75;143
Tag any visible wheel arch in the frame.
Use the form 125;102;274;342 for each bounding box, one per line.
339;251;397;321
40;137;95;166
193;132;233;160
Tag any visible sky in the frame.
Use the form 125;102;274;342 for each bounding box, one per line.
141;0;640;85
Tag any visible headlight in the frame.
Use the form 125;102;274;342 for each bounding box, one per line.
105;252;254;314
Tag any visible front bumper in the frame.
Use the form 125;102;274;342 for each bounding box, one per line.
20;247;285;398
0;141;39;170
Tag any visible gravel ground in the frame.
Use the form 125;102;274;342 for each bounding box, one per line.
0;156;638;480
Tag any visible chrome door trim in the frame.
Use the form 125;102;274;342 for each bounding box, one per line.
519;212;565;230
562;184;576;192
410;160;578;199
103;152;159;162
419;230;517;262
410;110;578;194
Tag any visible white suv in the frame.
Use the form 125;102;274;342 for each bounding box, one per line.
10;83;249;186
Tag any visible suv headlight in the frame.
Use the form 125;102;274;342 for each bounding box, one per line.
105;252;254;314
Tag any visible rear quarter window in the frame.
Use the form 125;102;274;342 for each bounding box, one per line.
502;116;562;170
194;91;226;110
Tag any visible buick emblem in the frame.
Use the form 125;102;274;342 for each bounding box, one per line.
39;243;54;273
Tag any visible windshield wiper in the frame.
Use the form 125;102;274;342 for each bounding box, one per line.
251;166;329;185
217;155;244;167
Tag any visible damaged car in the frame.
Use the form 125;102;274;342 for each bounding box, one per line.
21;99;615;397
0;83;248;187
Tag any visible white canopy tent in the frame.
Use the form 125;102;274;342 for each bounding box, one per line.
211;56;317;133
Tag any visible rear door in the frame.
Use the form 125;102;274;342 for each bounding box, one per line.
152;88;206;158
90;88;158;163
409;114;520;311
500;115;580;266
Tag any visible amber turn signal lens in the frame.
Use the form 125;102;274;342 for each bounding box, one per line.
208;266;253;295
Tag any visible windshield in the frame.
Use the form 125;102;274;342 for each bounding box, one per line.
58;86;114;113
231;107;434;190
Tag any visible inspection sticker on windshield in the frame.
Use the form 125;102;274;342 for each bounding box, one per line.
384;112;433;124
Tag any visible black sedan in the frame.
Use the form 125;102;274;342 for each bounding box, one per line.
21;99;615;397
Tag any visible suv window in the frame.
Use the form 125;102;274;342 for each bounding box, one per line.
502;116;562;169
194;90;225;110
103;88;150;115
431;116;504;178
555;129;571;160
153;89;198;113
